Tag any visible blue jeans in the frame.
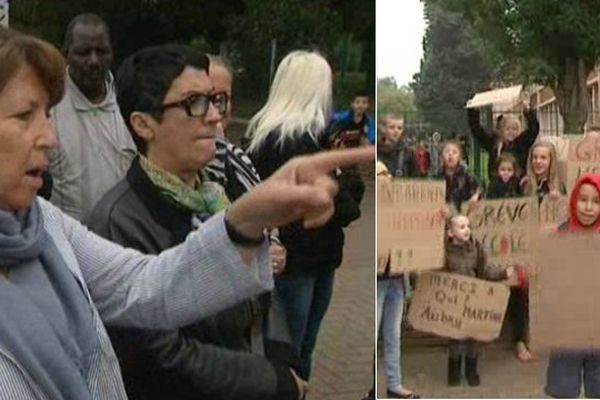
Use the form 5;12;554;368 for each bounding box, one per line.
546;351;600;398
274;270;335;380
377;278;405;391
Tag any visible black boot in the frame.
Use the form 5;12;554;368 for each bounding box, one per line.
447;356;461;386
465;356;481;386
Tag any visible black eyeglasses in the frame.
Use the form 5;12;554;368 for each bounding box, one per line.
159;92;229;118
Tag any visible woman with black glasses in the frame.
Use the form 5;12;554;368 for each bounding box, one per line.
86;44;306;400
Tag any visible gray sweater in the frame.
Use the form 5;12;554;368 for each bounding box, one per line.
0;198;272;399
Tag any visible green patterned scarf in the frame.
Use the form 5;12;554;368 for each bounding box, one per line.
139;155;230;216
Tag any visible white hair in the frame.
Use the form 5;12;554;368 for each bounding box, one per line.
245;50;332;153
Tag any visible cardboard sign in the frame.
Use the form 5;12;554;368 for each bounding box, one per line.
377;180;446;274
465;85;522;109
564;136;600;194
530;234;600;350
465;198;537;270
538;195;569;231
407;272;510;341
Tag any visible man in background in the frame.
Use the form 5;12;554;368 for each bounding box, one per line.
49;13;136;220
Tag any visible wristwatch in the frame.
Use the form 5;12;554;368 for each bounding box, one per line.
224;215;265;247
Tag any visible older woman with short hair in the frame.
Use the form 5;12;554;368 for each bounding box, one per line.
0;27;372;399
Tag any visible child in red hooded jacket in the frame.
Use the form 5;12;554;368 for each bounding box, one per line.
545;173;600;398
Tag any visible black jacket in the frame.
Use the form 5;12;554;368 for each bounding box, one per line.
436;165;481;211
248;131;362;275
85;157;299;400
468;108;539;180
377;137;417;178
486;176;523;199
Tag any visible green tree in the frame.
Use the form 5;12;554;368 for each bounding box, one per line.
447;0;600;134
11;0;243;64
411;0;493;136
226;0;341;98
10;0;372;113
330;0;375;94
377;77;419;122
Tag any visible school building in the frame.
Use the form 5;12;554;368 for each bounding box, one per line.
529;66;600;136
467;66;600;137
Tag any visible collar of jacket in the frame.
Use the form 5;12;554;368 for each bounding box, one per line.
439;164;467;180
127;156;193;243
446;236;477;252
65;68;118;112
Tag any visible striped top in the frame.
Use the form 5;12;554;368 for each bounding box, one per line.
0;199;272;399
205;138;282;245
206;137;262;200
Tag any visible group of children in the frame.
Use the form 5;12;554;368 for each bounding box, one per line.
377;119;443;179
377;107;600;398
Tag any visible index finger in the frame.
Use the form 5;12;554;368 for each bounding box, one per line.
308;146;375;173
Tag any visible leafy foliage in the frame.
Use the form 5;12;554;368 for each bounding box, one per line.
225;0;341;97
411;0;493;136
446;0;600;133
377;78;419;122
10;0;373;105
11;0;242;62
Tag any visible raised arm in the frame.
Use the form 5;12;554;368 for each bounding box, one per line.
467;108;495;151
515;107;540;149
48;147;375;330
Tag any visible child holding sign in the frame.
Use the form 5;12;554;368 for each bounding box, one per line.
485;153;532;362
521;141;564;204
436;140;481;211
445;212;514;386
545;173;600;398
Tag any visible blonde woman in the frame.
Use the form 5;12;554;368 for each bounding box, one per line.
246;50;363;381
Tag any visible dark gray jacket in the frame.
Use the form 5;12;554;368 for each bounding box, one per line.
85;157;299;400
444;237;508;281
377;137;417;178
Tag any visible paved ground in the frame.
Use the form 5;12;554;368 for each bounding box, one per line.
309;173;376;400
377;340;553;398
227;127;376;400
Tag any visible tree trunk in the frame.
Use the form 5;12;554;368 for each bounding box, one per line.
553;57;594;135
